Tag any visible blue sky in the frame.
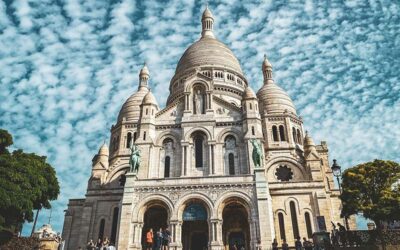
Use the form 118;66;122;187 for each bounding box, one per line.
0;0;399;235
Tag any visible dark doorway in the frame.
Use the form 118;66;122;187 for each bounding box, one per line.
181;202;209;250
223;202;250;250
142;205;168;249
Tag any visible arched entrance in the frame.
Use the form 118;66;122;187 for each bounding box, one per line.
182;201;209;250
142;203;169;249
222;202;250;250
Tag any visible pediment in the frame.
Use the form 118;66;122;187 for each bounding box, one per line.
156;98;184;120
213;96;242;117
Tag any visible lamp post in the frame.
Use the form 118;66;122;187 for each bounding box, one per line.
331;159;350;230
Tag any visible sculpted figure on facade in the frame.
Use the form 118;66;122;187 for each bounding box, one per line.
251;139;263;168
194;90;204;114
129;142;141;173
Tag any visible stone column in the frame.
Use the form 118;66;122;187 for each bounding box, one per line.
172;221;183;250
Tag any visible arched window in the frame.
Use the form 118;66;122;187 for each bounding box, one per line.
145;108;148;115
279;125;286;141
272;126;279;142
249;103;252;110
133;132;137;142
278;212;286;241
195;135;203;168
305;212;313;239
297;129;302;145
164;156;170;178
228;153;235;175
143;132;146;141
290;201;300;239
98;219;105;241
111;207;119;243
126;132;132;148
292;127;297;143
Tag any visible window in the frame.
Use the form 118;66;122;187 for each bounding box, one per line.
143;132;146;141
290;201;300;239
111;208;119;243
164;156;170;178
279;125;286;141
292;127;297;143
152;109;154;115
133;132;137;142
297;129;302;145
249;103;252;110
228;153;235;175
195;135;203;168
278;213;286;241
126;132;132;148
305;212;313;239
275;165;293;181
98;219;105;241
272;126;279;141
251;126;255;136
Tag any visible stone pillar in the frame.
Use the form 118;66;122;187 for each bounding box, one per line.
208;142;215;175
210;219;224;249
254;168;275;248
171;221;182;250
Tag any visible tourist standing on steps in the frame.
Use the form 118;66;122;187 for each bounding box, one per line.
281;239;289;250
162;227;171;250
154;228;163;250
303;237;313;250
295;237;302;250
146;228;153;250
271;238;278;250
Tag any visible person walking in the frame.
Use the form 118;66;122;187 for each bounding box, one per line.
146;228;154;250
96;238;102;250
303;237;313;250
162;227;171;250
295;237;302;250
155;228;163;250
271;238;278;250
337;222;347;246
281;239;289;250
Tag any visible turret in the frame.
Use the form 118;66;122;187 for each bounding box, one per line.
201;5;215;38
91;142;109;179
139;63;150;89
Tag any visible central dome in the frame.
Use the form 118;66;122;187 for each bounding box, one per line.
175;37;243;76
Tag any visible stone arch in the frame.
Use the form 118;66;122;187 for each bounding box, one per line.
132;194;174;223
216;127;243;143
184;127;213;141
185;79;211;92
155;130;181;146
214;191;253;220
174;192;214;221
106;164;130;183
274;208;288;216
284;197;301;215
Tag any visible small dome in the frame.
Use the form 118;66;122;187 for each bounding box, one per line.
117;87;148;122
257;82;297;115
140;63;149;76
143;91;158;106
303;131;315;147
175;37;243;76
262;54;272;71
243;86;256;99
202;6;213;19
98;143;109;156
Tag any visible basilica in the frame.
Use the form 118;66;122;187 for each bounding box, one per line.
61;7;354;250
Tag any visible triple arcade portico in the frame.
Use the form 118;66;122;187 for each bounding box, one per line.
62;6;355;250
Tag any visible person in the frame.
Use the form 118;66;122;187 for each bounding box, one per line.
154;228;163;250
162;227;171;250
272;238;278;250
146;228;153;250
303;237;313;250
337;222;347;246
295;237;302;250
86;240;95;250
108;242;116;250
282;239;289;250
96;238;102;250
102;237;110;249
232;243;238;250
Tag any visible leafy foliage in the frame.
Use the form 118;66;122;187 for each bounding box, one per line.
0;129;60;233
341;159;400;224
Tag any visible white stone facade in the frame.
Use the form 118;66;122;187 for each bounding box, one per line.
61;7;355;250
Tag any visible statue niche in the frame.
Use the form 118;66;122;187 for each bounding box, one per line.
193;86;205;114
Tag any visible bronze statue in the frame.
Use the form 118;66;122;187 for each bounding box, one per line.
129;141;141;174
250;139;263;168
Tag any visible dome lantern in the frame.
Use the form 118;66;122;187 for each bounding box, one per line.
139;62;150;89
201;5;215;39
262;54;273;84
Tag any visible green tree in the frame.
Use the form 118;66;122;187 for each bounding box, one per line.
341;159;400;248
0;129;60;235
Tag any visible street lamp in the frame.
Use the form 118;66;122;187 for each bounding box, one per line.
331;159;350;230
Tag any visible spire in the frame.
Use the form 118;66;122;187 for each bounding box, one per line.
201;5;215;38
262;54;273;84
139;62;149;89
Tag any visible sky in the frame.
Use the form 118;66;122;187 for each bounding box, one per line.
0;0;399;236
